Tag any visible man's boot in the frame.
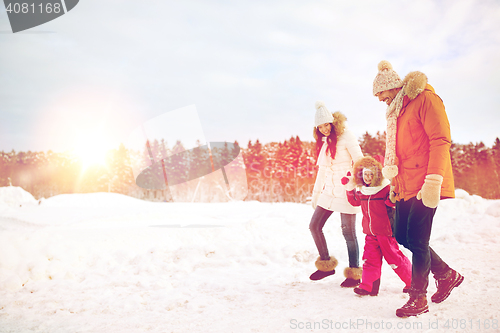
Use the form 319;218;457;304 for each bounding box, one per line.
396;294;429;317
431;269;464;303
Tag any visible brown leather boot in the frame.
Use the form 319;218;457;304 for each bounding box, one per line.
396;295;429;317
431;269;464;303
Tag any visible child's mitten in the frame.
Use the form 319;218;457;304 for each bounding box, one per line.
341;171;356;191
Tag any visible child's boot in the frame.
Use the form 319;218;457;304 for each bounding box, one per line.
354;278;380;296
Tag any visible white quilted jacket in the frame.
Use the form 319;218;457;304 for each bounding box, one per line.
315;129;363;213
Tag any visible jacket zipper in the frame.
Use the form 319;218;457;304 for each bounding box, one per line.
368;195;374;235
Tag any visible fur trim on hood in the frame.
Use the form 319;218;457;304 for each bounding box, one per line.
353;156;384;187
331;111;346;138
403;71;428;100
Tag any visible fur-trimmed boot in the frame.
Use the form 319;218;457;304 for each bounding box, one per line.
340;267;362;288
310;256;338;281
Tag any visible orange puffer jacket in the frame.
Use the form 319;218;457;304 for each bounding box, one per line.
393;83;455;201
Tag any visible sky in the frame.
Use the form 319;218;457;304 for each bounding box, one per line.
1;0;500;155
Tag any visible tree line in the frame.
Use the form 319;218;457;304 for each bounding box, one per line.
357;132;500;199
1;133;499;201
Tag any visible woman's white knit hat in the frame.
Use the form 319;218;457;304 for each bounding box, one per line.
373;60;403;96
314;101;334;127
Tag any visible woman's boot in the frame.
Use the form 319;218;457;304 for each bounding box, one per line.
310;256;338;281
340;267;362;287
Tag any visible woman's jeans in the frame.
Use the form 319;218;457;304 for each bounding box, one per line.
309;206;359;268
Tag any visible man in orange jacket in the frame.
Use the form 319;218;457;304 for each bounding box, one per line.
373;61;464;318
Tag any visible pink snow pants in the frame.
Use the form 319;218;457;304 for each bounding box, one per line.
359;234;412;292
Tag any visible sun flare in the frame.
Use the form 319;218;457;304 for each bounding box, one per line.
72;129;113;169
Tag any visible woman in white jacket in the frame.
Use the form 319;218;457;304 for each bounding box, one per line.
309;101;363;287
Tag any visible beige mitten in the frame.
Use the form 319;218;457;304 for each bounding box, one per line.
416;174;443;208
382;165;398;179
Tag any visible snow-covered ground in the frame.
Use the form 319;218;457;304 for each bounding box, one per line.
0;186;499;333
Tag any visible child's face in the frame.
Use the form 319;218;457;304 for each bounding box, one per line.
363;170;374;185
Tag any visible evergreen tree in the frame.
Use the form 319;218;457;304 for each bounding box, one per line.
242;139;268;201
3;133;500;201
107;143;134;194
359;131;386;156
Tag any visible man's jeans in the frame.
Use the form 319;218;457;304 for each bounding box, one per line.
395;197;449;297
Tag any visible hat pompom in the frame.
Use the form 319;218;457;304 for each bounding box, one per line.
378;60;393;72
315;100;325;110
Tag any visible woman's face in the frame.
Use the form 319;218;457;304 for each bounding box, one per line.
318;123;331;137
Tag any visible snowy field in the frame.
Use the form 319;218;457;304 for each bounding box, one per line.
0;186;499;333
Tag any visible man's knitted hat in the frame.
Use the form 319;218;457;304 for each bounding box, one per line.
373;60;403;96
314;101;334;127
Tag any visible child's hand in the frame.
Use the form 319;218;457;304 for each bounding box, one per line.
341;171;351;185
389;185;396;204
342;171;356;191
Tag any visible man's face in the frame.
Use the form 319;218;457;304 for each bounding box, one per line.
376;89;399;106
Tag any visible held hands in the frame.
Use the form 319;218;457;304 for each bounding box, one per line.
340;172;350;185
416;174;443;208
388;185;396;204
341;171;356;191
385;186;396;208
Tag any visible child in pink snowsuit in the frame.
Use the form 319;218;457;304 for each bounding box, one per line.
343;155;412;296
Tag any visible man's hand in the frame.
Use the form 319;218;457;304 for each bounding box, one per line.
416;174;443;208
